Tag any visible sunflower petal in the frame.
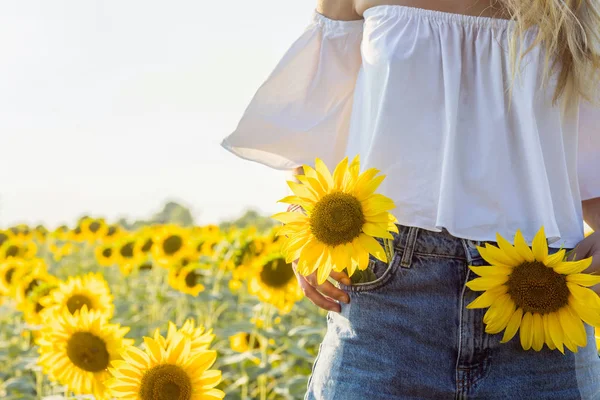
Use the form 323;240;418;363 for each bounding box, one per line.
501;307;523;343
531;226;549;263
520;312;534;350
558;306;587;348
466;285;508;309
465;276;509;291
566;273;600;287
495;232;525;264
362;222;394;239
553;257;593;274
476;245;514;268
545;249;566;268
514;229;535;262
531;313;545;351
547;311;565;354
357;234;387;263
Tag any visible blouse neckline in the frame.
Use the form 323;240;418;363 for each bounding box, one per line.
362;4;516;29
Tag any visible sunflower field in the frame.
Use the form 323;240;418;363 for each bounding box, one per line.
0;211;328;399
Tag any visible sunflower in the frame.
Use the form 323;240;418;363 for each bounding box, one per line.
105;331;224;400
80;217;109;243
107;224;126;240
50;225;70;241
248;252;303;313
229;332;263;353
95;243;116;267
68;224;87;242
0;237;38;260
134;228;156;257
154;320;215;355
41;272;114;319
152;225;194;267
172;264;207;296
18;281;58;325
37;306;132;400
466;226;600;353
33;225;49;243
114;235;143;275
273;156;398;284
0;258;27;296
0;229;14;248
8;224;34;241
49;241;76;262
14;267;57;306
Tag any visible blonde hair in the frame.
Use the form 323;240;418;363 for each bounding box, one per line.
502;0;600;106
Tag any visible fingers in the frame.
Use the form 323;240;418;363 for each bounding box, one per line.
305;274;350;305
329;270;351;285
297;274;341;312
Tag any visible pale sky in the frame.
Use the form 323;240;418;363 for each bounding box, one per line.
0;1;314;228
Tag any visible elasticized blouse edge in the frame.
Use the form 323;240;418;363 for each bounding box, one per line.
311;9;365;34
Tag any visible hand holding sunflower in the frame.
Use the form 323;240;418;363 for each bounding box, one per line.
273;156;398;312
569;230;600;294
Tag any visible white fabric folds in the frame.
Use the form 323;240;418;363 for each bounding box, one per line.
221;5;600;248
221;11;363;170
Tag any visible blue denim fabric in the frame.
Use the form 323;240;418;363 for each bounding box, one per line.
305;224;600;399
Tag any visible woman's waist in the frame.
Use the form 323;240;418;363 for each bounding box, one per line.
386;222;577;271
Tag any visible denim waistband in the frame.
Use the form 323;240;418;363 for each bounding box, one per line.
390;224;493;264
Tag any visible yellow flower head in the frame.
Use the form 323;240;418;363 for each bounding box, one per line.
248;252;303;314
466;226;600;353
171;264;207;297
95;243;116;267
273;156;398;284
152;225;194;267
37;306;132;400
105;331;224;400
153;319;215;355
229;332;263;353
41;272;114;320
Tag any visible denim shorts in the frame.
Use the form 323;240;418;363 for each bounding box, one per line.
305;224;600;399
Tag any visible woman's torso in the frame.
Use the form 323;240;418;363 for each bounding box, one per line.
342;4;585;248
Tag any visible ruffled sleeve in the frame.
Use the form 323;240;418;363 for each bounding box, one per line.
221;10;364;170
578;100;600;200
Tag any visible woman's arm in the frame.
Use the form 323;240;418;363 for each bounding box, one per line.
583;197;600;232
316;0;361;20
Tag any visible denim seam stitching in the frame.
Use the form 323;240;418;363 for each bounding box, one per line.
400;226;419;268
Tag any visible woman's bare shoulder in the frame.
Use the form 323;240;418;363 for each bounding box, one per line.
316;0;362;20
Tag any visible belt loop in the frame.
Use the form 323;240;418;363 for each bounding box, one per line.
400;226;419;268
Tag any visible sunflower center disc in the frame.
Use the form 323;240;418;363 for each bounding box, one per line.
25;279;41;297
66;332;110;372
141;239;154;253
89;222;101;233
185;271;199;288
259;258;295;288
120;242;135;258
6;245;19;258
310;192;365;246
67;294;94;314
5;267;15;284
101;248;112;258
507;261;569;314
140;364;192;400
163;236;183;255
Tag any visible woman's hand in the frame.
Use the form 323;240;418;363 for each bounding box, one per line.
292;259;351;312
570;231;600;294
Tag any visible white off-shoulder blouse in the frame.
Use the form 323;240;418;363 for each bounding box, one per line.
221;5;600;248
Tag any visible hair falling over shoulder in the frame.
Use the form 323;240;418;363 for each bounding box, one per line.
503;0;600;106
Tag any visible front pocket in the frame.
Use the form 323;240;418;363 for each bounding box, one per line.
340;250;403;293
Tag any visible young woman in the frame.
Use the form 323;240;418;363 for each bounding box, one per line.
221;0;600;397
